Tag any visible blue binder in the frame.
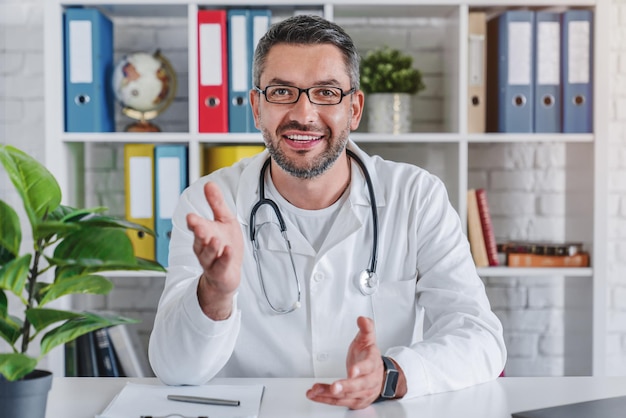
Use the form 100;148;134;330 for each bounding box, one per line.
486;10;535;133
63;7;115;132
247;9;272;132
154;145;188;267
534;12;561;133
562;10;593;133
228;9;251;133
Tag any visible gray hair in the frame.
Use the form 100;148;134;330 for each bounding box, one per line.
252;14;360;91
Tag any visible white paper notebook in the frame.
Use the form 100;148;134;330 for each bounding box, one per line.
96;382;265;418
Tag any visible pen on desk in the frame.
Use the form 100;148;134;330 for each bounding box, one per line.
167;394;241;407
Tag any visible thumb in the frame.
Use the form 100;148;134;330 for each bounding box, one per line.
355;316;376;345
203;182;234;222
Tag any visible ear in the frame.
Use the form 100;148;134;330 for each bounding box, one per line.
250;88;261;129
349;90;365;131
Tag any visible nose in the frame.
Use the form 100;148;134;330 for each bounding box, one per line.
288;90;317;121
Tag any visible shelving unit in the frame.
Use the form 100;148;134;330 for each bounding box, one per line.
43;0;608;377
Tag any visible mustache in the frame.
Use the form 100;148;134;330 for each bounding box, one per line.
278;121;325;133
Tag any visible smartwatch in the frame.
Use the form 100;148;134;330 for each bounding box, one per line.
376;356;399;402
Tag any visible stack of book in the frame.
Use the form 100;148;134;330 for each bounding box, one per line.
499;241;590;268
64;324;153;377
466;188;590;268
467;188;499;267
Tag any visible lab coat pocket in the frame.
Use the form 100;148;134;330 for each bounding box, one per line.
371;276;420;351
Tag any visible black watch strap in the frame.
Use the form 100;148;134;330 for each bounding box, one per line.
375;356;399;402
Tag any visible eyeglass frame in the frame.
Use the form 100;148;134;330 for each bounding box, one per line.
254;84;356;105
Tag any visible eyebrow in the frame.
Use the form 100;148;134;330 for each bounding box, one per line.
265;78;345;87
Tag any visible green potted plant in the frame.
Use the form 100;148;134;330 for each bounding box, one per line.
0;145;165;418
360;46;426;134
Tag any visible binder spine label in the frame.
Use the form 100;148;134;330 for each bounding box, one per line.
69;20;93;83
536;22;560;85
200;24;223;86
568;21;590;84
508;22;532;86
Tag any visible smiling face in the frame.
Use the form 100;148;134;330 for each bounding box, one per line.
251;43;364;180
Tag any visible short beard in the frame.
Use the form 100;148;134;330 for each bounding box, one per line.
261;123;350;180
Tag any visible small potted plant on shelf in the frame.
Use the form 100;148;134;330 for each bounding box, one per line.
360;46;426;134
0;145;165;418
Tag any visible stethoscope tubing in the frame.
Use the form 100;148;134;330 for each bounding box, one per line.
346;148;378;275
249;148;379;313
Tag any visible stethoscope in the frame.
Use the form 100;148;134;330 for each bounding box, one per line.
249;149;379;314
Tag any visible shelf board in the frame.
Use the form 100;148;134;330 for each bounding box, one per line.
467;133;594;143
477;266;593;277
60;132;595;144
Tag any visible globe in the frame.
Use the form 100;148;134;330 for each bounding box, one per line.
112;50;177;132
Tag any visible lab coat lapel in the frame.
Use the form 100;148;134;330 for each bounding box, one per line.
317;143;385;260
236;150;269;229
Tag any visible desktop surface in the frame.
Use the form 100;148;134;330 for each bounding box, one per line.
46;376;626;418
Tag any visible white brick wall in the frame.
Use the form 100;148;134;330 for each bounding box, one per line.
609;1;626;376
1;0;625;377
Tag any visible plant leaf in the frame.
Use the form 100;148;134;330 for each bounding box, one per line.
48;205;107;223
49;228;165;273
0;255;32;296
34;220;81;241
24;308;83;332
0;315;22;345
52;228;137;265
0;199;21;265
0;145;61;228
0;353;38;381
80;216;156;236
0;290;7;318
359;46;424;94
38;274;113;306
40;312;138;356
136;258;166;272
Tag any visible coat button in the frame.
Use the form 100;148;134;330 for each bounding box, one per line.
313;272;325;282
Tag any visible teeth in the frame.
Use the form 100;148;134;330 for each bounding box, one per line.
286;134;321;141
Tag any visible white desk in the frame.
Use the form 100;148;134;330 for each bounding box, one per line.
46;376;626;418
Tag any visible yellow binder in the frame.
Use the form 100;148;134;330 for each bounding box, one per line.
203;145;265;175
124;144;155;260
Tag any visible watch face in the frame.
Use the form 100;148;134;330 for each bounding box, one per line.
382;368;399;398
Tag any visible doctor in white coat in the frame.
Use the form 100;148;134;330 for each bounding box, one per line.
149;14;506;410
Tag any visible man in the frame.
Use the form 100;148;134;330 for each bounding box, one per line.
149;14;506;410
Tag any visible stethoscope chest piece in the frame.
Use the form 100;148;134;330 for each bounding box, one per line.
358;270;379;296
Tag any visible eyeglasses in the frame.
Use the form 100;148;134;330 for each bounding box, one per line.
254;85;355;105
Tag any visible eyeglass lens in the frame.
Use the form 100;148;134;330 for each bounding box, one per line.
264;85;346;105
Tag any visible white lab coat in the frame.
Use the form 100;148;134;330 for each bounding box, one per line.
149;140;506;399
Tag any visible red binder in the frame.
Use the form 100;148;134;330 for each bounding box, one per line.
197;9;228;132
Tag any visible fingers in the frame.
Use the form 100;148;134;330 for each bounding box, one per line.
203;182;234;222
307;317;383;409
185;182;237;258
355;316;376;347
347;316;379;375
306;378;379;410
185;182;243;292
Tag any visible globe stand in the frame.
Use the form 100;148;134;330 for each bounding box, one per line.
122;106;162;132
124;118;161;132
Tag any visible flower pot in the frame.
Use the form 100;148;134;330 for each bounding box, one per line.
367;93;412;134
0;369;53;418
